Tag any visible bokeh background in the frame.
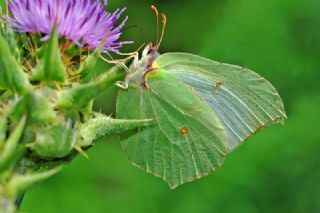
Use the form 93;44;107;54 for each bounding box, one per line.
2;0;320;212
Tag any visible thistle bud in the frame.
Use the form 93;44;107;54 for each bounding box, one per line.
32;120;75;159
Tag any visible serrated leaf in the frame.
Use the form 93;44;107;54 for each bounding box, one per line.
117;68;228;189
32;27;66;83
155;53;287;151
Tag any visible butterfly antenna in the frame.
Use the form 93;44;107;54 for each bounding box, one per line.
118;43;145;56
157;13;167;50
151;5;160;47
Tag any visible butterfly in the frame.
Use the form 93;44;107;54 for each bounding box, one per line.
116;6;286;189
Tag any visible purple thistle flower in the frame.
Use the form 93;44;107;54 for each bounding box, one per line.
4;0;132;53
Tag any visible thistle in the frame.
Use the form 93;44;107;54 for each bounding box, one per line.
0;2;286;213
0;1;151;212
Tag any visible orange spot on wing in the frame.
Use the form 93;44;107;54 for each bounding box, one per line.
180;127;189;135
216;81;223;88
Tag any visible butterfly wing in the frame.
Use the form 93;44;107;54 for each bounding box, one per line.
155;53;287;152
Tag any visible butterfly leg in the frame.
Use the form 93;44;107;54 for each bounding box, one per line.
99;53;133;72
114;49;142;89
115;80;129;90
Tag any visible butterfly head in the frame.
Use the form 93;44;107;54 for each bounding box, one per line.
116;6;167;89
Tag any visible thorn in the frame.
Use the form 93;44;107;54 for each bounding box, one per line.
5;167;62;198
74;146;89;159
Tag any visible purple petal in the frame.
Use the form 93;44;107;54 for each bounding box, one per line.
4;0;131;54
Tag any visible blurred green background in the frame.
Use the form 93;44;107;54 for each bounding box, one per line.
2;0;320;212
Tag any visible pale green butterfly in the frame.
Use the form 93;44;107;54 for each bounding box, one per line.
116;6;286;189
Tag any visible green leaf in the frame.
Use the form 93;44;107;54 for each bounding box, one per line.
117;68;228;189
32;27;66;83
0;33;31;94
155;53;287;151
